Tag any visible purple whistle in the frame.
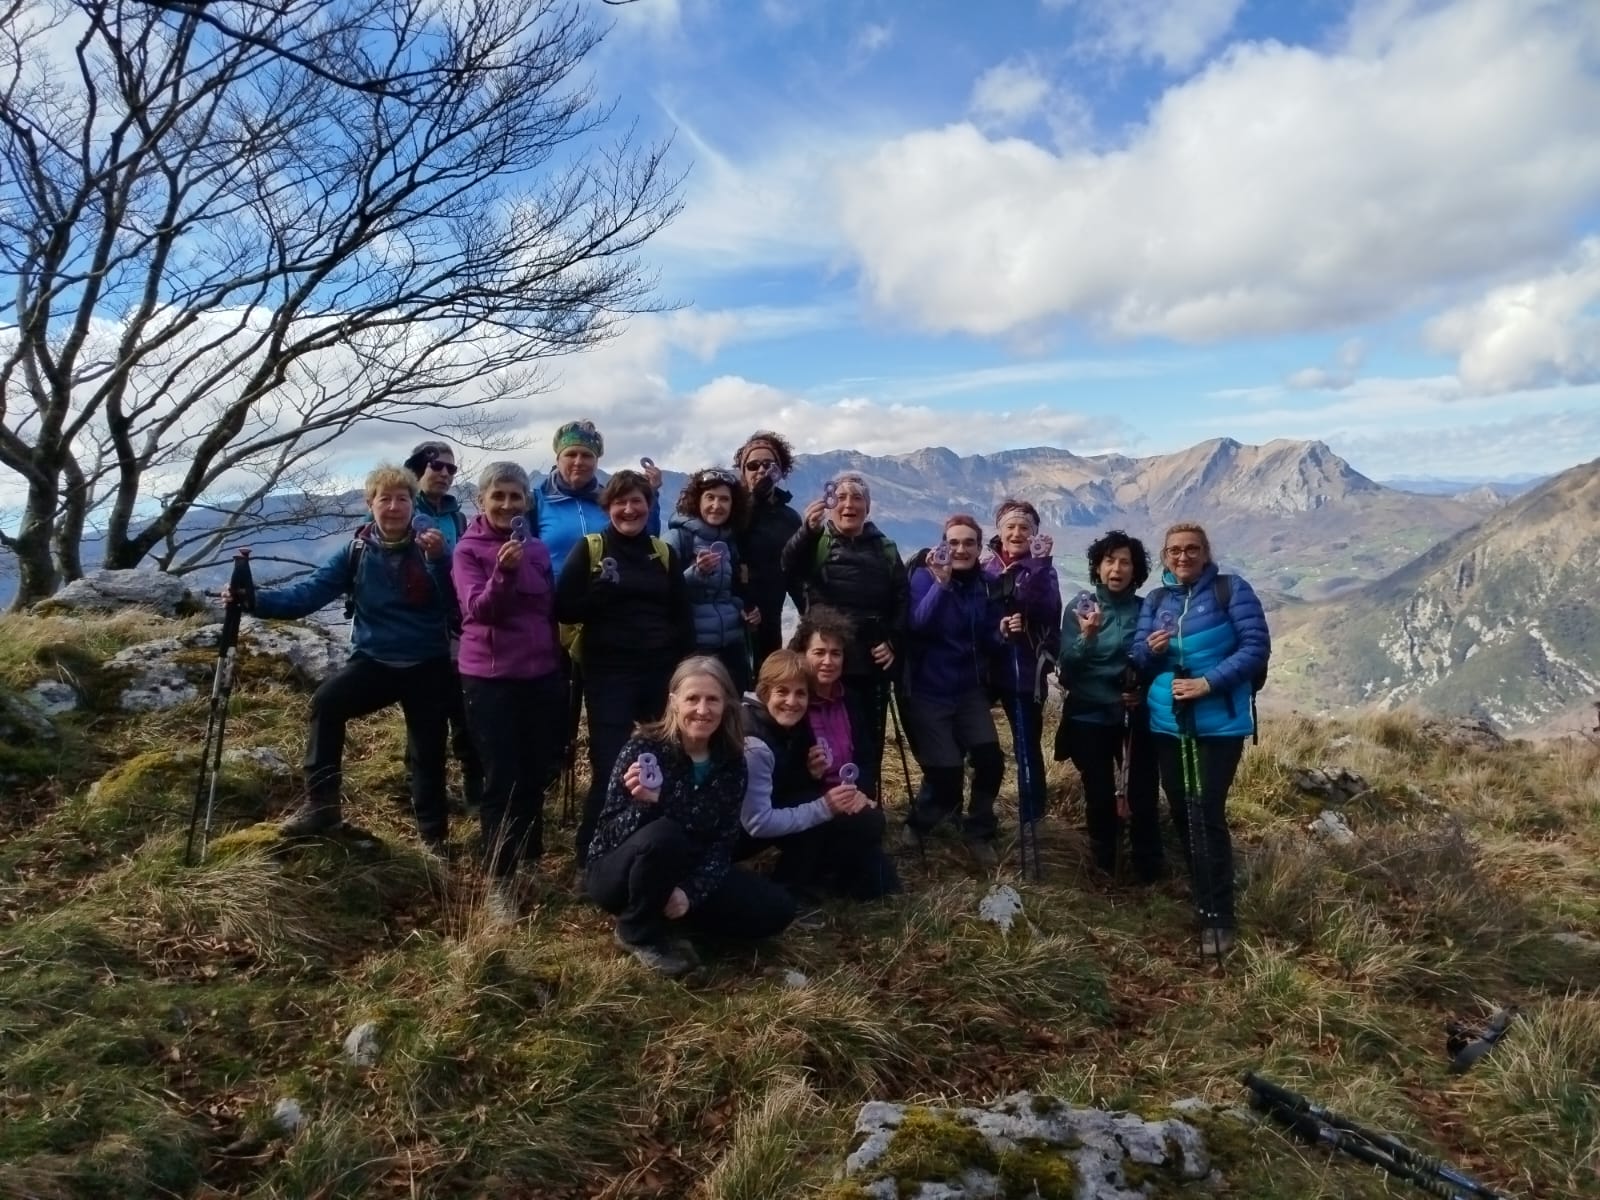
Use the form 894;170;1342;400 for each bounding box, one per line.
839;763;860;786
510;515;531;543
1030;535;1050;557
636;752;663;790
598;556;620;583
639;455;655;471
930;543;952;567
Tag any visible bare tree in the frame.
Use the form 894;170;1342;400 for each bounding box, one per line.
0;0;679;606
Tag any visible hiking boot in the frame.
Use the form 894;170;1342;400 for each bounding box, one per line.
966;837;1000;872
279;801;342;837
484;880;518;929
614;930;691;977
1200;927;1237;958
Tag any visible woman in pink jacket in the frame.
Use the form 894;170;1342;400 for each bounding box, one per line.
453;462;563;925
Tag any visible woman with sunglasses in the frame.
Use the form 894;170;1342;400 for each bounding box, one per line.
1132;522;1270;958
733;431;803;673
670;468;760;693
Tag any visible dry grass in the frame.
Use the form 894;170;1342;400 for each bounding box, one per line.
1;611;1597;1197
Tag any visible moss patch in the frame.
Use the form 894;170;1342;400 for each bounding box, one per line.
873;1107;998;1192
997;1145;1078;1198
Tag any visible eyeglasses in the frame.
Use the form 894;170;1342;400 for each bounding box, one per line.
743;459;776;472
426;460;459;476
1166;544;1205;559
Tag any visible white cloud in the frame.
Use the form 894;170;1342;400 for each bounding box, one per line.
1287;338;1366;390
970;59;1054;126
1045;0;1246;71
837;0;1600;342
1425;237;1600;393
853;22;894;60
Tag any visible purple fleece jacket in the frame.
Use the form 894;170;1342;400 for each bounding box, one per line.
452;513;561;680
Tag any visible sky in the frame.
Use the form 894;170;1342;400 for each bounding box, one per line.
471;0;1600;483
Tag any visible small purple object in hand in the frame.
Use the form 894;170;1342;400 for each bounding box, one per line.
816;738;833;769
709;540;727;560
411;514;432;534
510;515;530;543
636;752;663;790
598;556;620;583
640;455;656;470
1074;590;1098;618
1030;535;1050;557
930;543;952;567
822;480;839;510
1159;611;1177;634
839;763;860;786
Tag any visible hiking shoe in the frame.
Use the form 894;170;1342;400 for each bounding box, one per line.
1200;927;1237;958
614;930;691;977
279;801;342;837
484;881;518;929
966;837;1000;872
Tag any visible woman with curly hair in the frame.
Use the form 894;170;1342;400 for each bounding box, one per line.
1056;529;1164;884
669;467;759;693
733;430;803;672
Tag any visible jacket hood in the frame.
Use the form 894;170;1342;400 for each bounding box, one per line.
669;513;732;541
539;466;603;502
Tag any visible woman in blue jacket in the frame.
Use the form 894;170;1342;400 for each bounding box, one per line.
529;420;664;569
900;514;1006;870
1132;522;1270;958
669;468;759;693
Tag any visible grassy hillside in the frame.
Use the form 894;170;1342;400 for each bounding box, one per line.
1;611;1597;1198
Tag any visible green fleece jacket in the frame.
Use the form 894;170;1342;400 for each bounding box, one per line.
1057;583;1143;716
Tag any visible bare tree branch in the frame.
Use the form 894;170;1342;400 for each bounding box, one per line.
0;0;681;606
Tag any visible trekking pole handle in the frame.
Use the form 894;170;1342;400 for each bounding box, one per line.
1242;1072;1309;1114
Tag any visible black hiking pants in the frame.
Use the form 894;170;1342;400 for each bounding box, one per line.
1154;734;1244;929
585;818;797;946
576;659;676;864
306;655;451;841
1058;713;1164;880
462;672;565;878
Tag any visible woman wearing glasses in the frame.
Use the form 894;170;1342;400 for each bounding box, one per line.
669;467;760;693
1132;522;1270;958
733;431;803;673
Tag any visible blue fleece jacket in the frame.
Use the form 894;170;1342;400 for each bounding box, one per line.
669;514;745;651
253;524;453;665
530;467;661;571
1131;563;1270;739
906;564;1003;698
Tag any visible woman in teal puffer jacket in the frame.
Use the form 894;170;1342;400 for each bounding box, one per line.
1054;530;1164;883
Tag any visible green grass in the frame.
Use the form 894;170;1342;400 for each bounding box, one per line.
0;611;1596;1197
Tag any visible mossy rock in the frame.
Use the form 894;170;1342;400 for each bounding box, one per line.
996;1145;1078;1198
873;1107;999;1191
78;749;277;837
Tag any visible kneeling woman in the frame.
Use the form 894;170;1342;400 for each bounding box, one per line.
584;657;797;976
740;647;899;901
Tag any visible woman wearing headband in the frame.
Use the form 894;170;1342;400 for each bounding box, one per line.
531;419;664;571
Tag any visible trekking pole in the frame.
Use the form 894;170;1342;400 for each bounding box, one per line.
1241;1073;1509;1199
1176;675;1223;968
184;550;254;866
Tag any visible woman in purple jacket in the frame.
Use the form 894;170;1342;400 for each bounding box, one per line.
453;462;564;925
983;499;1062;832
901;514;1007;870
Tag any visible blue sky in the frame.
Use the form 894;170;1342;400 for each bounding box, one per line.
483;0;1600;481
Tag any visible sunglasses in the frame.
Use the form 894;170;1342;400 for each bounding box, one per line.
425;460;459;476
743;459;777;472
697;469;738;485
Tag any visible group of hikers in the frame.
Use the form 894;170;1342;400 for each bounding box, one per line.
226;421;1271;974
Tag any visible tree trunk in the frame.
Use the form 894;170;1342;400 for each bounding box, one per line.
9;484;61;609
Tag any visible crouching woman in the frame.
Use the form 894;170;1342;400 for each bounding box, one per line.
584;657;797;976
740;649;899;901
